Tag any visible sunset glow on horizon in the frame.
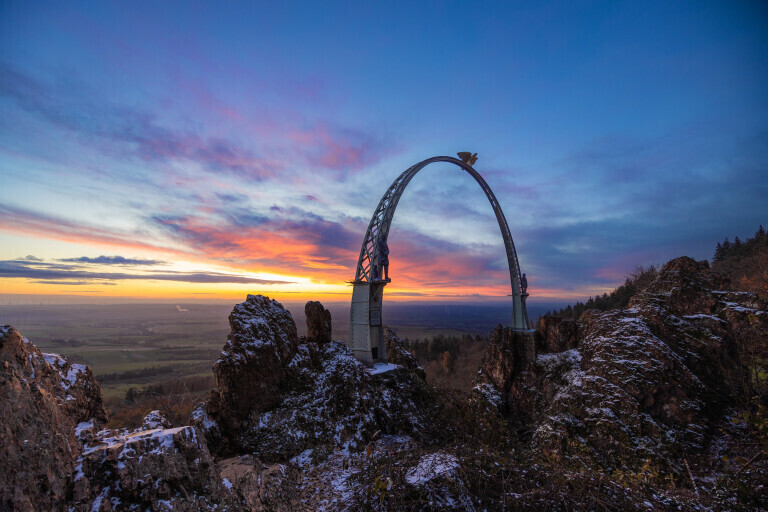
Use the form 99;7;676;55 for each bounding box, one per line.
2;1;767;305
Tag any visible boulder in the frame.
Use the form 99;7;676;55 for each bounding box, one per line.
0;325;106;511
304;301;332;344
218;454;300;511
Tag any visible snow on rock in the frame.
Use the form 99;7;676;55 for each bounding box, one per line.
471;381;504;411
369;362;399;375
70;411;234;511
384;327;426;379
504;256;768;479
522;306;710;474
75;419;95;439
230;339;428;461
203;296;433;461
143;410;171;430
405;452;459;485
536;348;581;367
290;448;314;468
208;294;299;442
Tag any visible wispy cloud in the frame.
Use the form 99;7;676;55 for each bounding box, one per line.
59;255;165;265
31;280;117;286
0;62;393;180
0;204;178;255
0;260;293;285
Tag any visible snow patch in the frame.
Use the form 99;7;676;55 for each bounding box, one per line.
290;448;314;468
537;349;582;366
192;405;218;431
43;352;67;368
405;452;459;485
369;362;399;375
684;314;726;322
75;419;94;438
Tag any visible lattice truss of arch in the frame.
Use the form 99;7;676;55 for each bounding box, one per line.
352;156;529;329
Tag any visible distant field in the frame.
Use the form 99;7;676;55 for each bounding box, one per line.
0;303;232;399
0;300;563;400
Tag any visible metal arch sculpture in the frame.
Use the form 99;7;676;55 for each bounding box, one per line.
348;155;531;363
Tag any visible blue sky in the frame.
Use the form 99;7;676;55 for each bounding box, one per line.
1;0;766;302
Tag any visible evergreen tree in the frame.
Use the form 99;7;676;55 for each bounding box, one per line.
714;242;723;262
722;237;731;253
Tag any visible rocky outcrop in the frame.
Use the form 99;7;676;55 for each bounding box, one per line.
384;327;426;380
0;327;237;512
495;256;768;479
0;325;106;511
3;257;764;510
478;325;517;395
304;301;332;344
631;257;729;316
208;295;299;444
535;315;579;353
203;296;434;462
477;325;536;396
69;411;234;511
218;455;300;511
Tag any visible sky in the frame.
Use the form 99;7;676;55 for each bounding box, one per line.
1;0;767;304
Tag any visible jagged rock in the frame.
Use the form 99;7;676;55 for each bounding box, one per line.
70;411;234;511
209;295;299;441
500;256;768;479
143;410;171;430
629;256;766;400
631;257;729;317
0;325;106;511
305;301;332;344
383;327;426;380
218;455;300;511
535;315;579;353
203;296;434;461
231;338;431;461
478;325;517;395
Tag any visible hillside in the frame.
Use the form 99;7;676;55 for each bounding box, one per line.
713;225;768;297
1;256;767;510
552;225;768;321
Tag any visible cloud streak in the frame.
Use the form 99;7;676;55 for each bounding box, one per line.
59;256;165;265
0;260;293;285
0;63;392;180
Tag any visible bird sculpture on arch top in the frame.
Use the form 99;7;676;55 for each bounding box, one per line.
348;154;533;364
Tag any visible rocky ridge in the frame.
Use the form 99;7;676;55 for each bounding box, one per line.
1;256;766;510
478;256;767;506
